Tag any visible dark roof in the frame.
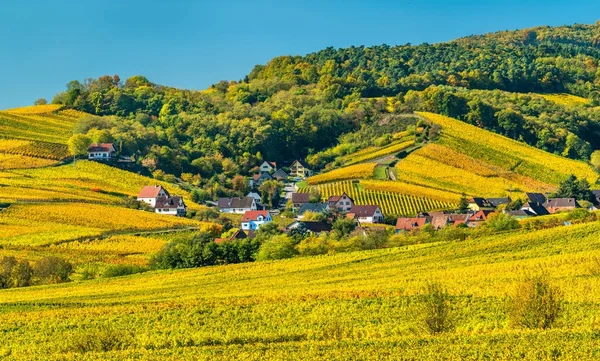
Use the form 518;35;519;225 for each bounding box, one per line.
469;198;487;207
349;205;381;217
217;197;255;209
526;193;547;204
507;209;536;217
138;185;168;199
544;198;579;208
395;217;430;231
155;196;184;209
522;202;550;216
272;169;288;179
291;193;310;204
286;221;332;233
487;198;510;207
88;143;115;152
291;159;310;168
298;203;329;216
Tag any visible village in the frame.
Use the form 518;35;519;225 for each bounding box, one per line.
82;137;600;243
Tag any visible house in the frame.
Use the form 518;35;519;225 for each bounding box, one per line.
154;196;186;216
88;143;116;160
467;210;494;227
543;198;579;214
246;190;261;203
468;197;510;211
137;185;170;208
506;209;536;219
214;229;256;244
241;210;272;231
428;212;451;230
259;161;277;173
448;214;470;227
218;197;257;214
289;160;312;178
297;203;330;220
291;193;311;209
348;205;384;224
526;193;547;205
249;172;273;188
272;169;289;181
286;221;332;235
521;202;550;216
395;217;431;233
327;193;354;212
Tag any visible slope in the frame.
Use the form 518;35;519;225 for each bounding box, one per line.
0;221;599;359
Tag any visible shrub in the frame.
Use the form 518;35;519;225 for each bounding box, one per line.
0;257;32;289
509;275;562;329
33;257;73;284
103;264;148;278
421;283;454;334
257;235;298;261
66;326;132;353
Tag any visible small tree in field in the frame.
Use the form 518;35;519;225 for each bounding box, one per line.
509;275;562;329
421;282;454;334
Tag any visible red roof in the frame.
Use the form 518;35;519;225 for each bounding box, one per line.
468;210;494;222
242;210;270;222
396;217;430;231
88;143;115;152
327;193;354;203
138;185;168;199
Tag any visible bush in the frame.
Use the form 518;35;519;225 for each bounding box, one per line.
33;257;73;284
66;326;132;353
483;213;521;232
421;283;454;334
103;264;148;278
509;275;562;329
257;235;298;261
0;257;32;289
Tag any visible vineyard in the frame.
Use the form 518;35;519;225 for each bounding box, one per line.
307;163;377;185
299;180;455;216
340;139;414;165
538;93;589;107
1;221;600;359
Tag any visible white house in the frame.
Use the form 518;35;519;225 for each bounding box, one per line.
241;210;272;231
259;161;277;173
155;196;187;216
88;143;116;160
218;197;257;214
348;205;384;224
137;185;170;208
327;193;354;212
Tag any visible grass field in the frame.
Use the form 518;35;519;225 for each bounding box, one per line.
299;180;456;216
1;221;600;359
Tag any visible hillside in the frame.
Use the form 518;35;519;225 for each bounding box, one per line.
1;221;600;359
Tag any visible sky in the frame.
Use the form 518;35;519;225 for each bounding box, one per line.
0;0;599;109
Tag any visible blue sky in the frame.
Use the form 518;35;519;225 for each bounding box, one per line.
1;0;599;109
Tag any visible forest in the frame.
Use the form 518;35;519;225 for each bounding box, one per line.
50;22;600;184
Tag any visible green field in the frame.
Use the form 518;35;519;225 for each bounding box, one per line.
1;221;600;359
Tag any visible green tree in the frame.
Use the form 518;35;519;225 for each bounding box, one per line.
256;235;298;261
457;194;470;213
556;174;594;202
67;134;92;165
259;180;283;209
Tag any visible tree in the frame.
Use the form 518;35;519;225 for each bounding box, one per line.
34;98;48;105
591;150;600;170
308;188;321;203
457;194;470;213
332;217;356;236
496;109;524;139
232;175;248;196
33;257;73;284
67;134;92;165
256;235;298;261
556;175;594;202
259;180;283;209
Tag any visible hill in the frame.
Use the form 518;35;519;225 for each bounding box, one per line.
0;221;599;359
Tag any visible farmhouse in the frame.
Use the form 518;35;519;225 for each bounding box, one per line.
155;196;186;216
259;161;277;173
286;221;332;235
327;193;354;212
137;186;187;216
348;205;384;224
88;143;116;160
297;203;330;220
250;172;272;188
137;185;170;208
543;198;579;214
241;210;272;231
218;197;257;214
291;192;310;209
395;217;430;233
289;160;312;178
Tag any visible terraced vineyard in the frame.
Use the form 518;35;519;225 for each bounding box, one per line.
299;180;455;216
307;163;377;185
340;138;415;165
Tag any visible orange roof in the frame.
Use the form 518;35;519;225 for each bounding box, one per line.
242;210;270;222
396;217;430;231
138;185;167;198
